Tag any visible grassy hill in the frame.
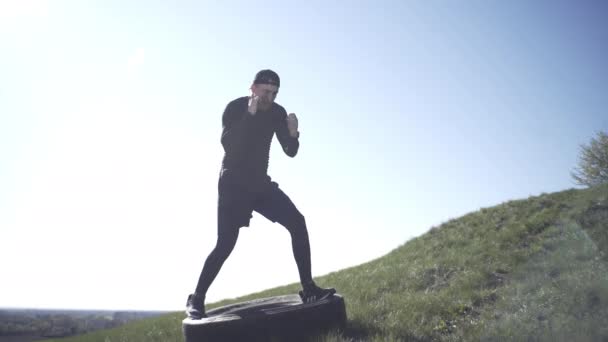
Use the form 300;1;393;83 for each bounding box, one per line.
49;183;608;341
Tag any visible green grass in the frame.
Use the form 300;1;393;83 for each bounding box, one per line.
49;183;608;341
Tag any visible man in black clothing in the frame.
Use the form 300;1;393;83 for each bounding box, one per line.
186;69;335;319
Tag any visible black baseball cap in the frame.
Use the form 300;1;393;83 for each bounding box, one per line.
253;69;280;87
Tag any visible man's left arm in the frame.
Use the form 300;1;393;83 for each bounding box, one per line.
275;109;300;157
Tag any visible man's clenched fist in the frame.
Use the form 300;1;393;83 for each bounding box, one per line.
287;113;299;138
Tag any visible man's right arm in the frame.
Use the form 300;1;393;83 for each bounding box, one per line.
220;100;250;152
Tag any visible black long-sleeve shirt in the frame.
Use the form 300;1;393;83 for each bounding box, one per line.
219;96;299;193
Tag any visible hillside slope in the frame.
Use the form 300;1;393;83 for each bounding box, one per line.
50;184;608;341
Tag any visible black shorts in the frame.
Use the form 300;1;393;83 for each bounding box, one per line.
217;175;302;230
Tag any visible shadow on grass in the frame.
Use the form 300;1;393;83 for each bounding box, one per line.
325;319;430;342
342;318;381;340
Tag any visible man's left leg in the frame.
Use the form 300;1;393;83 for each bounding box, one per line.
254;182;335;302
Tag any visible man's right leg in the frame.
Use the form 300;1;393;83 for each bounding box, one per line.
194;224;239;297
187;214;241;319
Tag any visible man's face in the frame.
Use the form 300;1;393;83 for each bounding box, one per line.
251;84;279;111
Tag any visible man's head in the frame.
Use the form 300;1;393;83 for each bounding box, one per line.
251;69;280;111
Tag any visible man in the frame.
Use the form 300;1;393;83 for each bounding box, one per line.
186;69;336;319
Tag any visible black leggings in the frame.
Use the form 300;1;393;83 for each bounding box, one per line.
194;182;313;298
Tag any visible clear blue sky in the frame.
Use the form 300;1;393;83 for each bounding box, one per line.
1;1;606;311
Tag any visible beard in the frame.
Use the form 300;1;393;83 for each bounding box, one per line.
258;99;272;111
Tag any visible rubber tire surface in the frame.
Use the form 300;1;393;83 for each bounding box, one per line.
182;293;346;342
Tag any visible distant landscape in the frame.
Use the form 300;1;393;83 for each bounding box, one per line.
0;308;168;342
